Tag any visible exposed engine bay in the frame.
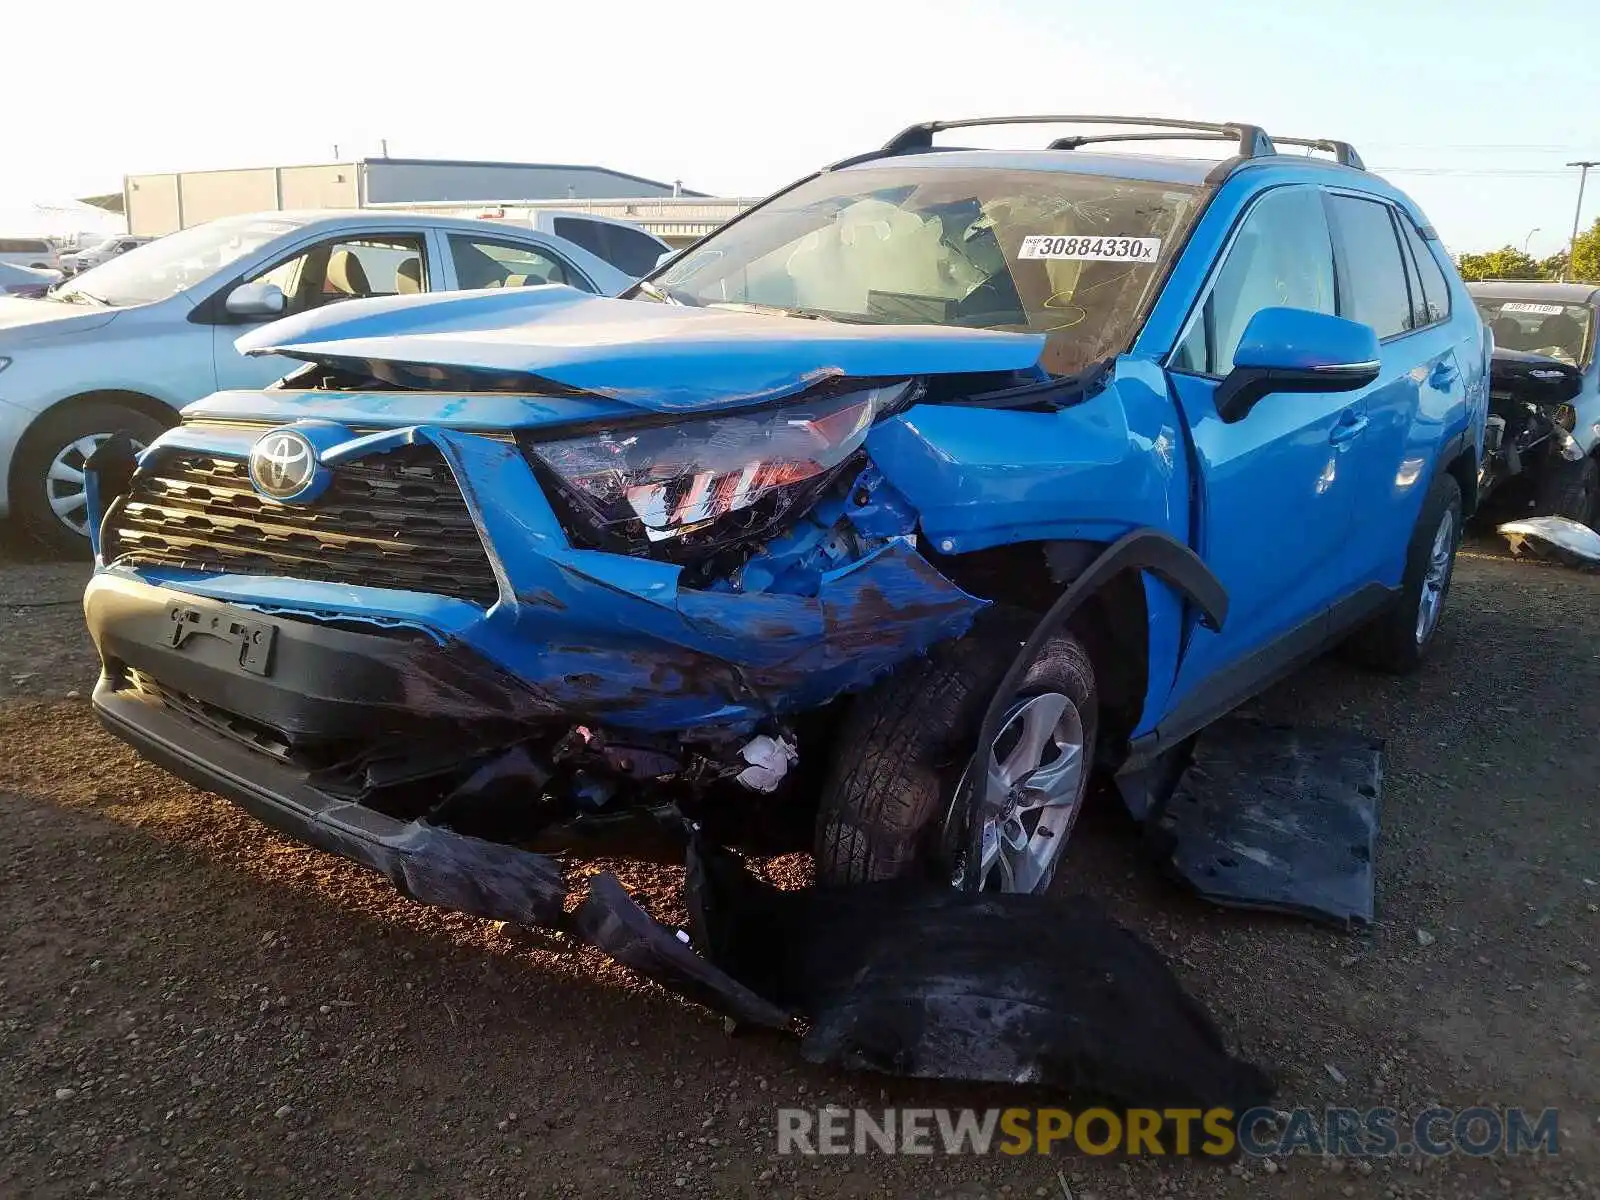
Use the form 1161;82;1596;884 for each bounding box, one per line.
1481;347;1586;499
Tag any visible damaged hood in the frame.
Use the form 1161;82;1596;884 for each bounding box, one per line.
235;286;1048;412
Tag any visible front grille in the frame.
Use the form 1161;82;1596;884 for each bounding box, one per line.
104;446;499;605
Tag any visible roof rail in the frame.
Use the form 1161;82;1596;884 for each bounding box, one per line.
876;115;1365;172
880;115;1277;159
1271;136;1365;170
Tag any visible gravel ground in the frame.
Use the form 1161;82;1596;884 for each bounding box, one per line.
1;538;1596;1199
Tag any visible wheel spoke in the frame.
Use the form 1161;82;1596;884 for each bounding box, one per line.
995;693;1068;786
47;460;85;486
49;490;87;518
72;435;104;461
1017;742;1083;808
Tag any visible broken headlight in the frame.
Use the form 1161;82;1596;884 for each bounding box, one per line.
530;381;911;557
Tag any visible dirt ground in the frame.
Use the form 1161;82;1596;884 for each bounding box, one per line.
1;535;1596;1200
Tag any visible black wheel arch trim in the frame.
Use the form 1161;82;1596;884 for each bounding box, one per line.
951;527;1227;890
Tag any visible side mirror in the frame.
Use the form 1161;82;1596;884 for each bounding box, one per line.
224;281;287;320
1215;307;1381;423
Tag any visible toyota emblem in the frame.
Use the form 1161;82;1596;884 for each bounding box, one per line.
247;430;321;501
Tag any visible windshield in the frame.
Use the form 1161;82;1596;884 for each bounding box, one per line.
51;216;303;307
647;165;1202;375
1475;298;1596;369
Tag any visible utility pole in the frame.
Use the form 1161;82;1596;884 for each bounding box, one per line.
1523;226;1540;254
1565;161;1597;282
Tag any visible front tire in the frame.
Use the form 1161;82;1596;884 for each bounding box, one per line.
814;613;1098;894
1343;471;1461;674
11;401;165;558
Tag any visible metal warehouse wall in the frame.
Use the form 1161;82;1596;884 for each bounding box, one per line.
124;175;181;236
124;166;360;234
360;161;680;204
179;168;277;227
278;165;359;210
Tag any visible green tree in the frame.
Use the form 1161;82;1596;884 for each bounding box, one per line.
1570;217;1600;283
1456;245;1543;282
1538;249;1569;280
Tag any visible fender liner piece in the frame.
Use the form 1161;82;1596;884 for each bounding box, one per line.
955;528;1227;890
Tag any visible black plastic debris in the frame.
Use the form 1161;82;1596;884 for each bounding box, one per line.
1152;718;1381;928
684;842;1274;1110
571;872;792;1030
363;820;569;928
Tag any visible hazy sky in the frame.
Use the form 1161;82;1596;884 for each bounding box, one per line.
7;0;1597;257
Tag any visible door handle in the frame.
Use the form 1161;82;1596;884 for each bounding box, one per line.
1329;410;1369;446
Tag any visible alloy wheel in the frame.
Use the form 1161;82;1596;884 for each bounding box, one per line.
947;691;1086;894
1415;508;1455;645
44;434;139;537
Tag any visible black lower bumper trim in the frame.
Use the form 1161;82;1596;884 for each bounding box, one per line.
94;681;567;926
84;572;556;745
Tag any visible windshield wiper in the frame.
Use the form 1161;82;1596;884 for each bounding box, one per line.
706;301;841;322
51;288;110;306
634;280;682;305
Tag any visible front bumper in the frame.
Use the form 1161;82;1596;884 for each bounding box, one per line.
89;595;569;928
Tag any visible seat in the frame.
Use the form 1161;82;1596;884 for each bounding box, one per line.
1489;317;1524;351
395;256;422;294
325;249;372;298
1532;313;1584;360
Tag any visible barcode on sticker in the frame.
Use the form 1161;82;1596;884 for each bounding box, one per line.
1501;302;1564;316
1018;235;1161;262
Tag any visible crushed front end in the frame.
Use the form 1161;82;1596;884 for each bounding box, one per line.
82;291;1049;882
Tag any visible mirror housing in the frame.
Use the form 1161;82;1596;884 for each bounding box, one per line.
1215;307;1381;423
224;281;287;320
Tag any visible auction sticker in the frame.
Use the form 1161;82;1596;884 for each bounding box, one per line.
1019;235;1161;262
1500;302;1564;316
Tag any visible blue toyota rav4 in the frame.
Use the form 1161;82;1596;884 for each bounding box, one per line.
83;116;1488;904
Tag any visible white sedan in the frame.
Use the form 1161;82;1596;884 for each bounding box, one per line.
0;211;636;553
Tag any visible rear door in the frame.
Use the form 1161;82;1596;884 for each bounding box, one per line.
1326;193;1464;588
1164;184;1363;704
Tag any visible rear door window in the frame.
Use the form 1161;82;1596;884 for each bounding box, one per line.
552;217;665;277
447;236;595;292
1326;195;1413;339
1397;218;1450;328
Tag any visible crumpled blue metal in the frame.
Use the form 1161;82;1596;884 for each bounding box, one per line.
234;286;1047;411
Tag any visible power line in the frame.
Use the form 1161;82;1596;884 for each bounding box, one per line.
1371;167;1579;177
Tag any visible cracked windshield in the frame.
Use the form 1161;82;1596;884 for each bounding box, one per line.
653;165;1202;375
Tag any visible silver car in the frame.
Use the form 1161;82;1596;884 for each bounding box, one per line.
0;210;636;553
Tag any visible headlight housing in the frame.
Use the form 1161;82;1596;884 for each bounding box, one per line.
529;381;911;557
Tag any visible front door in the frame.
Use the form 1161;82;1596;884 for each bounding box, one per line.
211;232;430;392
1164;185;1366;705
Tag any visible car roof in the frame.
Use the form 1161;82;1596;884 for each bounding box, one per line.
1467;280;1600;305
835;148;1225;186
250;209;584;236
832;145;1381;189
